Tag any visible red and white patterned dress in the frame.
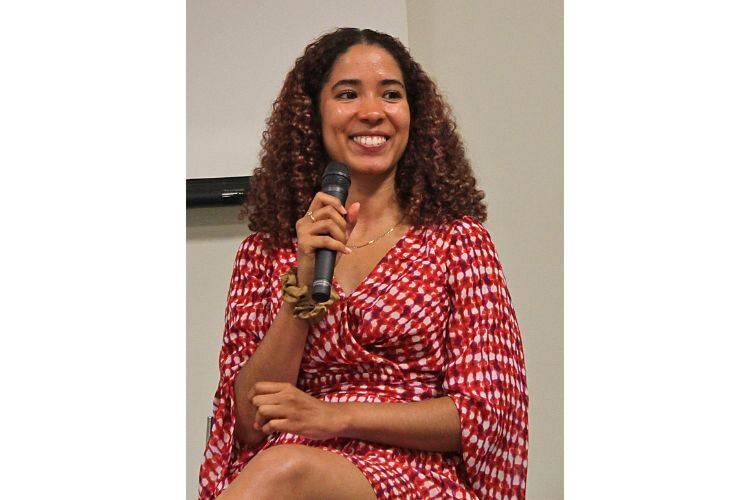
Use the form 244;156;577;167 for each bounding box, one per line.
199;216;528;499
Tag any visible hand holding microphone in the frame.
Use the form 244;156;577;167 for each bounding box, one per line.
295;162;358;302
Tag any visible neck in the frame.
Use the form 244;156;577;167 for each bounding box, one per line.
347;171;402;228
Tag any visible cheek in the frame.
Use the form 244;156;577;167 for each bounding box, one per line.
321;110;343;145
390;106;411;133
401;114;411;134
323;106;349;129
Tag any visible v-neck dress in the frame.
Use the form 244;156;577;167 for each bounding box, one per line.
199;216;529;499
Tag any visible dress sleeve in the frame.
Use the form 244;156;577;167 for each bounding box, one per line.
441;218;529;499
199;233;278;499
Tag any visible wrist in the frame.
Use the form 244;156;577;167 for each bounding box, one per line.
335;402;357;439
296;267;312;288
280;267;339;321
278;302;311;328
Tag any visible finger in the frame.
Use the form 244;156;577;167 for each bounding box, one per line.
252;381;293;396
254;404;286;427
308;219;348;243
250;392;285;408
253;405;287;430
300;235;351;256
246;384;262;403
309;205;348;230
309;192;348;215
296;208;346;243
261;418;291;435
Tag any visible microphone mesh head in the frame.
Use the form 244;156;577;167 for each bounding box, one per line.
321;161;351;190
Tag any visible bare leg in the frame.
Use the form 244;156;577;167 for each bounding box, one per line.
216;444;377;500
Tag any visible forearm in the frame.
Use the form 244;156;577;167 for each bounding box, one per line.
234;302;309;447
338;396;462;453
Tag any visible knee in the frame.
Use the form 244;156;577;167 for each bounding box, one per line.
229;444;319;499
251;444;317;484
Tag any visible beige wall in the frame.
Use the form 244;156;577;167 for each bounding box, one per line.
187;0;408;179
405;2;563;498
187;2;562;498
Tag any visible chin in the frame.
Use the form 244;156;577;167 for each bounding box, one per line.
349;162;396;176
346;155;397;170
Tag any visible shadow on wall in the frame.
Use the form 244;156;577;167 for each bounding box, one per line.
187;206;249;240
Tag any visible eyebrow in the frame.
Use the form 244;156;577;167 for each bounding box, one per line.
331;78;405;90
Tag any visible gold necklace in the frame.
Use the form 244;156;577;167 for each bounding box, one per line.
349;220;404;250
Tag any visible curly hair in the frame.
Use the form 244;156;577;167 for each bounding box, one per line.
242;27;486;247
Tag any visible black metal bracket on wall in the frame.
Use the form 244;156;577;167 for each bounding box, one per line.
186;176;250;208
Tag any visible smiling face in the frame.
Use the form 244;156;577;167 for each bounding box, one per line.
319;44;411;178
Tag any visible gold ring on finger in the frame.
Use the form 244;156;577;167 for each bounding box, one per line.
306;210;316;223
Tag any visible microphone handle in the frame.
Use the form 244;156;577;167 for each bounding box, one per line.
311;186;348;303
312;249;337;302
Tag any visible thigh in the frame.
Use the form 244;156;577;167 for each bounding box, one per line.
217;444;377;500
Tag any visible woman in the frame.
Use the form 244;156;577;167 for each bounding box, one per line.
199;28;528;499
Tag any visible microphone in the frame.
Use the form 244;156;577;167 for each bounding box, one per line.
312;161;351;303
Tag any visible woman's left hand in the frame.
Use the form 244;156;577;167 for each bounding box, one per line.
249;381;345;440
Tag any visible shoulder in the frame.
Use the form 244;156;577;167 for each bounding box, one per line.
417;216;498;275
429;216;495;251
234;231;295;269
237;231;272;256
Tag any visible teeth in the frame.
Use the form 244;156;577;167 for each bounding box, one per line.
352;136;387;147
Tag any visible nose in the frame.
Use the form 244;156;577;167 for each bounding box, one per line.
357;96;384;124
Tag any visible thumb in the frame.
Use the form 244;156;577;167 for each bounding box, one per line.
345;202;360;240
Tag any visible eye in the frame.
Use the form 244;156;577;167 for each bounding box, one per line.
383;90;404;101
336;90;357;100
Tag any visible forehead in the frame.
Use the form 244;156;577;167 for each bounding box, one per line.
326;44;403;83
